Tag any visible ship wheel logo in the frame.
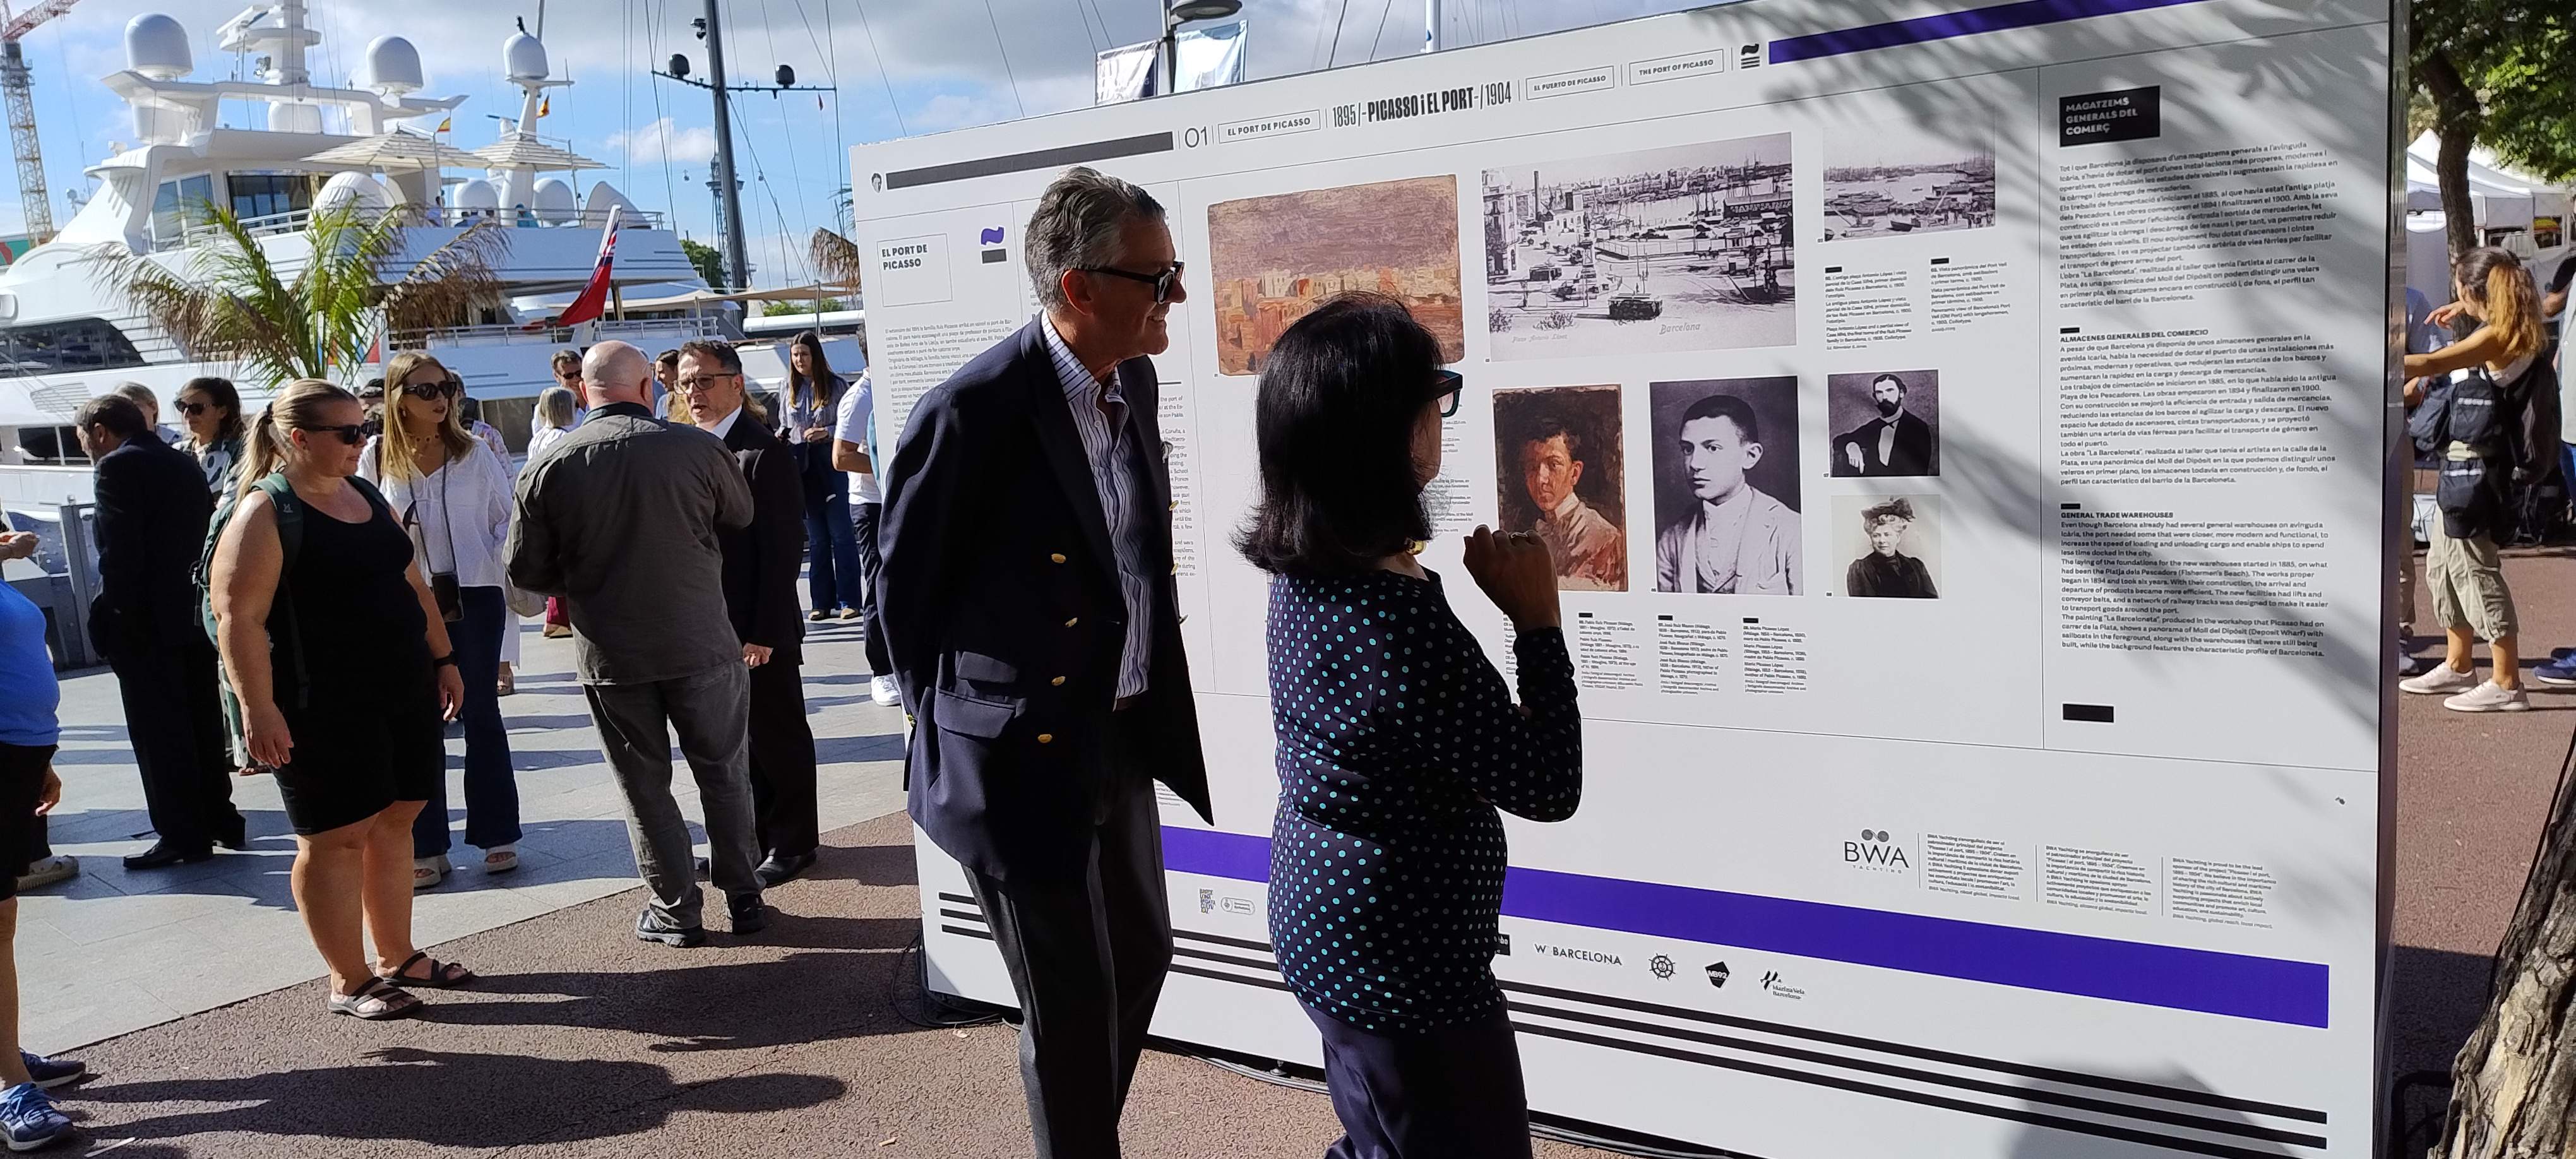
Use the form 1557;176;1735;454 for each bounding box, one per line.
1649;954;1676;980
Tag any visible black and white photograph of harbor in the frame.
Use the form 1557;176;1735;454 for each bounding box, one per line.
1481;133;1796;360
1821;124;1998;241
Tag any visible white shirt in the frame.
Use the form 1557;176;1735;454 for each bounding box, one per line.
528;425;572;460
1041;316;1153;699
357;436;516;590
833;371;882;504
707;404;745;441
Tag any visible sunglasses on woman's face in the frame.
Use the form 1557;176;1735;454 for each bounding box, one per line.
174;401;210;417
1429;369;1464;419
402;379;462;401
294;424;366;446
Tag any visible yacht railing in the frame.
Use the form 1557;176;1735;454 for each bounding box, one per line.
390;315;717;350
160;205;670;251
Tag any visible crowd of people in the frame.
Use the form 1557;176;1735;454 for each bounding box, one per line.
0;316;911;1144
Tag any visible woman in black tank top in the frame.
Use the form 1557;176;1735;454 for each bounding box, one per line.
208;380;480;1021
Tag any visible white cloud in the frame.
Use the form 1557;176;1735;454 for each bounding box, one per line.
607;116;715;166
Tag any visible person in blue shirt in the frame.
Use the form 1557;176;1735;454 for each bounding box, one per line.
1237;294;1583;1157
0;525;87;1148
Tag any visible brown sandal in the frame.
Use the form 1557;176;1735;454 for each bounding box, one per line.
328;977;420;1020
380;950;476;989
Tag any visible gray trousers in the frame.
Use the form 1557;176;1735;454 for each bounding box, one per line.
582;662;761;929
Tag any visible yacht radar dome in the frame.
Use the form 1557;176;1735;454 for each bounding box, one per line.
364;36;423;97
503;33;548;83
124;14;193;80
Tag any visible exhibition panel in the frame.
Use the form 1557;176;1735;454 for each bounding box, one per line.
852;1;2397;1153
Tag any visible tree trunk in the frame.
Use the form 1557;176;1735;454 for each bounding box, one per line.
2434;743;2576;1158
2418;49;2481;262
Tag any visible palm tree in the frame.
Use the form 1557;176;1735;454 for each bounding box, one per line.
809;227;864;292
85;201;511;389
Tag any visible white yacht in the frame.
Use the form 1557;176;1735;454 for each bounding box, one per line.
0;2;724;506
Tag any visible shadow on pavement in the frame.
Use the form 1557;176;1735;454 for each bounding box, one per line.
415;935;922;1051
76;1047;846;1148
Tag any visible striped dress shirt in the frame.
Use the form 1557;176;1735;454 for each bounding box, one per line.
1041;316;1154;699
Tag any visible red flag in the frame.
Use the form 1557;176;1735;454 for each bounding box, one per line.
525;206;623;331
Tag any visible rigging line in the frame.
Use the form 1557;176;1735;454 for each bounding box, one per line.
1066;0;1102;55
729;88;810;285
849;0;908;136
804;0;846;228
1076;0;1112;52
1369;0;1397;61
979;0;1027;118
1307;2;1333;73
647;0;679;227
1325;0;1354;67
754;0;817;258
623;0;635;195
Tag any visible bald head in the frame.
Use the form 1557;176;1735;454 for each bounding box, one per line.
582;341;652;408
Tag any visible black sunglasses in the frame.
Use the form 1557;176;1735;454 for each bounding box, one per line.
294;424;366;446
1081;261;1186;304
401;379;462;401
173;400;210;417
1429;369;1463;419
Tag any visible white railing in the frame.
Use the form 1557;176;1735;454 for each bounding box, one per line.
391;315;717;351
160;205;670;251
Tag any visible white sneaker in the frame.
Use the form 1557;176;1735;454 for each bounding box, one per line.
2400;665;2480;695
2445;682;2531;713
871;675;901;707
14;855;76;892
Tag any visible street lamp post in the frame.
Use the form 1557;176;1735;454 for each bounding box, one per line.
1159;0;1241;97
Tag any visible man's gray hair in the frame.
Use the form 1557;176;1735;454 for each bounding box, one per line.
1025;166;1164;314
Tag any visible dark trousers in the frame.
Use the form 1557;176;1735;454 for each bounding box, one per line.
850;500;891;676
965;757;1171;1159
414;586;521;857
112;637;237;850
0;743;53;896
801;470;864;613
585;662;760;929
1303;1004;1533;1159
746;656;818;859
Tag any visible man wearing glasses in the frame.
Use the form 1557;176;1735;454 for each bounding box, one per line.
877;166;1211;1158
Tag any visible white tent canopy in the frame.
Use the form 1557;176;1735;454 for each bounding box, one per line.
2404;131;2570;227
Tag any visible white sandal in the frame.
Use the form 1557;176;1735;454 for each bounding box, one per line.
412;855;450;889
483;845;519;874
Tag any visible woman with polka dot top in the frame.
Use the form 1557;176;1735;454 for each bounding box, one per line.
1237;293;1583;1158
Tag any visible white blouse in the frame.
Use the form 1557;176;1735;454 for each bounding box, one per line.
357;436;516;590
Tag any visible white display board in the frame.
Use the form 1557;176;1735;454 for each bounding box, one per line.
852;1;2398;1155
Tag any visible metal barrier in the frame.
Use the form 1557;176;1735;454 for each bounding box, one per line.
1;501;100;670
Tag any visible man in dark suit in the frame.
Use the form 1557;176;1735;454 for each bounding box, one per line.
1830;372;1936;477
878;166;1211;1158
73;395;243;868
676;338;820;886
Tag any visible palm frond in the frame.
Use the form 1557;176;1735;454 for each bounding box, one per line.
809;228;865;290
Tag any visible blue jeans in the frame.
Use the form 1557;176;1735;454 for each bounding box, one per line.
414;585;522;857
802;470;864;612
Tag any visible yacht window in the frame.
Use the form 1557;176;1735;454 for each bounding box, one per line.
0;318;145;378
150;174;216;242
227;174;314;223
13;425;85;465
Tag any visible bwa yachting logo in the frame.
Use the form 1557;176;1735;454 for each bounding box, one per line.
1844;827;1910;874
979;225;1008;264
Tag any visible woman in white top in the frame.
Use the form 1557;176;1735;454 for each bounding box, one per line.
359;352;523;886
527;386;580;460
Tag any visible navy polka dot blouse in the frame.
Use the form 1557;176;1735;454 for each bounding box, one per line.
1263;568;1583;1033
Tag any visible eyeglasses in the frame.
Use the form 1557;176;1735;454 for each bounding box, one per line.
675;373;739;392
402;379;462;401
174;401;210;417
1080;261;1186;304
294;424;366;446
1429;369;1463;419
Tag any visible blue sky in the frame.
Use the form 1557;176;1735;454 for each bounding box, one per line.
18;0;1724;286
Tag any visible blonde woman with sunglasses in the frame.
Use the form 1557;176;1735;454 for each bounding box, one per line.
358;353;523;886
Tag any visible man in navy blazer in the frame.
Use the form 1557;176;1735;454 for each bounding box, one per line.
75;394;243;869
878;166;1210;1158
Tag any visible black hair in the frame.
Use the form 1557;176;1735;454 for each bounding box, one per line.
1517;410;1584;464
1679;393;1759;444
1870;373;1906;395
1237;292;1440;576
458;396;484;425
179;376;245;446
73;394;146;439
